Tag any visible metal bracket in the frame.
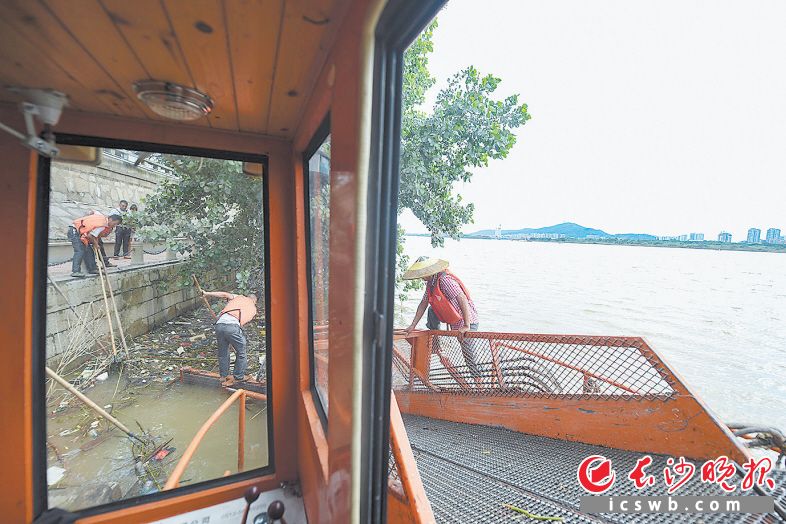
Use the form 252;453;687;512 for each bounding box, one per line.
0;101;60;158
22;102;59;157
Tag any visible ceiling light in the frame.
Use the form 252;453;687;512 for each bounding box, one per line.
133;80;213;121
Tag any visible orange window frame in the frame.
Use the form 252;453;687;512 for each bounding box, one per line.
302;115;332;430
33;134;275;519
0;109;301;523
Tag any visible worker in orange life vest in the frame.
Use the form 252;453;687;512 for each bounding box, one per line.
202;290;258;387
403;257;482;382
68;213;123;278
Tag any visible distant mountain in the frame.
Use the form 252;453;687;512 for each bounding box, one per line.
468;222;656;240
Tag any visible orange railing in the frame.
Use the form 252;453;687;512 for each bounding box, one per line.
391;330;751;465
163;388;266;490
392;330;676;398
387;393;435;523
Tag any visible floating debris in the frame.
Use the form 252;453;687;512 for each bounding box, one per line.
47;466;66;486
152;447;175;461
44;307;267;509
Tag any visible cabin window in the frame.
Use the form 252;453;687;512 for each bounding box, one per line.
305;129;331;421
41;139;272;514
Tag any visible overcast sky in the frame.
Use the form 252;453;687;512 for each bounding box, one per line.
397;0;786;240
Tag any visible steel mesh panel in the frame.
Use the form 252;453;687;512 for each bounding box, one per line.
404;414;784;523
392;338;412;389
414;449;597;523
393;333;676;400
388;446;400;483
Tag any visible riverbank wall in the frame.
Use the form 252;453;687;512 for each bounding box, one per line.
46;261;201;361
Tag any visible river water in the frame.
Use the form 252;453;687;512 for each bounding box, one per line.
399;236;786;430
47;379;268;511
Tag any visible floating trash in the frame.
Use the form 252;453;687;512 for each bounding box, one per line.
47;466;66;486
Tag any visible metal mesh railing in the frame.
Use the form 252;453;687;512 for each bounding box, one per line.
388;445;403;497
392;332;676;400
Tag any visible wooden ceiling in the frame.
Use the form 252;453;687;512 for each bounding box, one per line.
0;0;347;138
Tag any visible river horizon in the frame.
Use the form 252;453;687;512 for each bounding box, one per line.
398;236;786;431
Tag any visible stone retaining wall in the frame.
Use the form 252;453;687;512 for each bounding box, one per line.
49;152;171;240
51;153;167;209
46;261;201;361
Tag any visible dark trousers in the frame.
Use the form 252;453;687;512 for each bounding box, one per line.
114;226;131;256
427;307;481;380
68;226;97;273
216;323;248;379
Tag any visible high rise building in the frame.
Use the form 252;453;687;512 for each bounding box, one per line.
689;233;704;241
766;228;781;243
747;228;761;243
717;231;732;243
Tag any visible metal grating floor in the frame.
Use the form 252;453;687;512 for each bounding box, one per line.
402;414;786;523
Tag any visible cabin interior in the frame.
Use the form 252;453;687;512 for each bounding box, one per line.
1;1;785;523
0;0;437;522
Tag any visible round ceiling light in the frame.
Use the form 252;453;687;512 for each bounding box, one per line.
133;80;213;121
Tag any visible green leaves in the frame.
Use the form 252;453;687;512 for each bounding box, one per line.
399;20;530;249
133;155;265;297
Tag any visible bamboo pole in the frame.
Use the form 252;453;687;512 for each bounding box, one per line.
192;274;217;320
45;366;144;443
93;244;118;357
98;254;130;357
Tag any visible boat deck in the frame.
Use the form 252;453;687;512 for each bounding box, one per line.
402;415;786;523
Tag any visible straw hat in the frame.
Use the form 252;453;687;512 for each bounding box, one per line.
402;257;448;280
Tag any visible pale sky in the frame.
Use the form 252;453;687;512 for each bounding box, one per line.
398;0;786;241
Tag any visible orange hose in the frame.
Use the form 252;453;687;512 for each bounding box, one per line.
164;389;244;489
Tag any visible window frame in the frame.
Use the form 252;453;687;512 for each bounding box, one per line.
302;115;332;430
359;1;447;522
34;133;274;520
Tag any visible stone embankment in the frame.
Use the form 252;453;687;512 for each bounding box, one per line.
47;261;200;361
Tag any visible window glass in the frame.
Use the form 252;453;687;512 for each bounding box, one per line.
45;148;269;511
307;136;331;415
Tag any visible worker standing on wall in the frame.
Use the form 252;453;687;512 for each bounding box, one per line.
110;199;132;258
68;213;123;278
202;290;259;387
403;257;482;383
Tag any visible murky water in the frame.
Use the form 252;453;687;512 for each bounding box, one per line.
47;379;268;511
400;236;786;430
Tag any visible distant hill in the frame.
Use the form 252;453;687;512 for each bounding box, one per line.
468;222;656;240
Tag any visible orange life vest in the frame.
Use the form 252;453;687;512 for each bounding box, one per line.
218;296;258;326
72;213;111;245
427;271;472;325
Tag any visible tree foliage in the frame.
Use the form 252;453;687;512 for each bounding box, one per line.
131;20;528;305
397;20;530;293
131;156;265;296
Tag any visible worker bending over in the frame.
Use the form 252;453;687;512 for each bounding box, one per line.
403;257;482;383
69;213;122;278
202;290;258;387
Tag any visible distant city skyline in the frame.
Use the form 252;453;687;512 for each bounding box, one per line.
398;0;786;243
464;220;784;244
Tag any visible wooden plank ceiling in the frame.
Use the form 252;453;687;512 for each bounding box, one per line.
0;0;346;137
